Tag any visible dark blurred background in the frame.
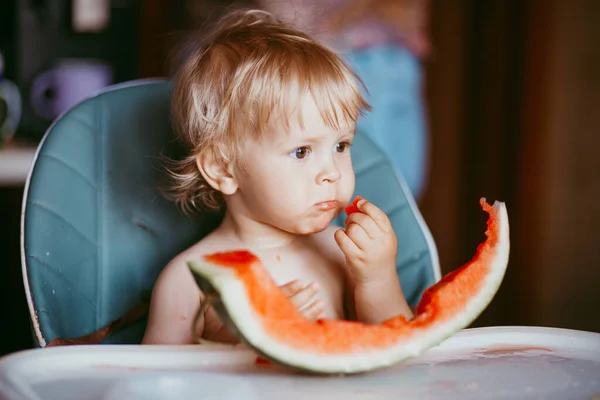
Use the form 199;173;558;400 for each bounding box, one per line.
1;0;599;356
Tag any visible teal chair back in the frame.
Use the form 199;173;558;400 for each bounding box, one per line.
21;80;440;347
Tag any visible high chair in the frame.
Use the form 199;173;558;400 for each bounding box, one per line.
20;80;440;347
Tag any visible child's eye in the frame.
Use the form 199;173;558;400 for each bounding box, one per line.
335;141;352;153
290;146;310;159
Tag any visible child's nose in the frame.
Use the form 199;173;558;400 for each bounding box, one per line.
316;159;341;183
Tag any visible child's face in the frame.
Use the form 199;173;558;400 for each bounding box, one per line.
232;94;356;235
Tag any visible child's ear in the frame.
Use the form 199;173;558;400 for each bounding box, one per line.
196;150;239;196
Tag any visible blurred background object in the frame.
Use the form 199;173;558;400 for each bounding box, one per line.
0;98;7;132
1;0;600;358
29;58;112;120
1;0;139;143
0;50;22;144
71;0;111;33
422;0;600;336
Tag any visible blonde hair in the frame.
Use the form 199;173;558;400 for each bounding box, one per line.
163;9;370;216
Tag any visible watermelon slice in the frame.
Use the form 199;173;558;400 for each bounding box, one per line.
187;198;510;374
344;196;364;216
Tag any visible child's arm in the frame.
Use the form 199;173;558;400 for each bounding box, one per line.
142;262;204;345
351;272;412;324
335;199;413;324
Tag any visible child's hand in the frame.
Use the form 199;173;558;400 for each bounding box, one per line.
280;280;326;321
335;198;398;285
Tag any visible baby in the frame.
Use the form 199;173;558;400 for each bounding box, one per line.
142;9;413;345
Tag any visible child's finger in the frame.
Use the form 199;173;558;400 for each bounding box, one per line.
344;212;378;239
279;280;304;297
289;283;319;308
345;223;371;251
357;200;392;232
300;299;325;321
334;228;362;259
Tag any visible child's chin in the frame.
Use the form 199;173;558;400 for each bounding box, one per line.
295;215;335;235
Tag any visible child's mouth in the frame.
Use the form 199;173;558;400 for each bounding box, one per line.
315;200;340;211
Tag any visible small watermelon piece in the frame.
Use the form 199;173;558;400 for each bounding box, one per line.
344;196;364;216
188;197;510;374
255;356;272;365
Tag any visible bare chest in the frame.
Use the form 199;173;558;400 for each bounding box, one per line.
259;250;346;320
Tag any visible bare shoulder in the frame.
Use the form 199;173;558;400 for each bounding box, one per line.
153;230;229;296
154;246;200;293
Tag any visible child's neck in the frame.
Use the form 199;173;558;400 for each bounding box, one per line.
220;211;298;250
